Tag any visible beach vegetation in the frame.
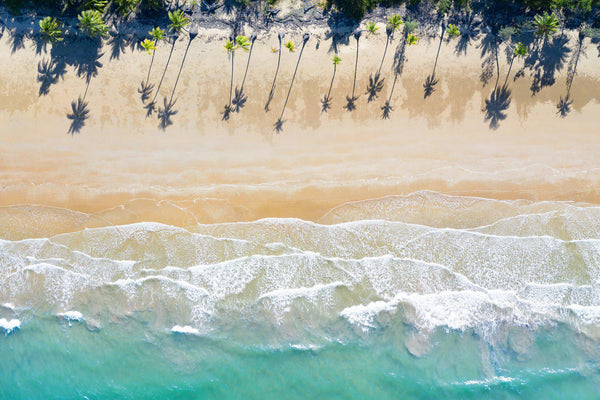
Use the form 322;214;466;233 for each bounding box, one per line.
386;14;403;34
366;21;379;37
149;27;166;42
168;10;190;35
407;33;419;45
533;12;560;39
140;38;157;54
285;40;296;52
39;16;63;43
514;42;528;57
236;35;251;51
446;23;460;39
78;9;109;38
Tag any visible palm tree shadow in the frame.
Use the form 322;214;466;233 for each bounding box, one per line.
321;95;332;113
37;58;63;96
265;32;284;112
455;12;481;56
232;86;247;112
138;80;155;103
157;97;178;130
67;97;90;135
366;72;384;103
423;73;438;98
556;95;572;117
344;31;361;112
483;84;512;130
222;104;232;121
556;32;584;118
274;117;285;133
528;34;570;96
381;100;393;119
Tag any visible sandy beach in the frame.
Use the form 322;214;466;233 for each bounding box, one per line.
1;23;599;239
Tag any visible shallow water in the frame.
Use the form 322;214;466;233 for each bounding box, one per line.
1;193;599;398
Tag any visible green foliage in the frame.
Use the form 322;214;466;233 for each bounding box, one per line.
84;0;108;11
406;33;419;45
446;23;460;38
438;0;453;14
114;0;142;17
533;12;560;38
332;54;341;65
236;35;251;51
140;38;157;54
167;10;190;34
39;16;63;43
78;9;108;38
514;42;529;57
404;18;419;35
386;14;403;33
330;0;379;21
285;40;296;52
224;38;235;52
366;21;379;36
149;27;165;42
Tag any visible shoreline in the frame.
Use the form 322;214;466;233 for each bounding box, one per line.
1;15;600;238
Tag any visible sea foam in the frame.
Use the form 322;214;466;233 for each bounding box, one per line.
0;318;21;334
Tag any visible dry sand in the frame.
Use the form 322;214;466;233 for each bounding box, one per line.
1;25;599;239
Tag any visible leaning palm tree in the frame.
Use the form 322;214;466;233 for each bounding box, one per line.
265;32;285;112
504;41;528;87
365;21;379;37
222;37;236;121
381;22;418;119
275;33;310;133
424;22;459;98
77;10;108;38
138;27;166;102
533;12;559;45
233;33;257;113
557;30;584;117
321;54;341;113
158;30;198;130
146;10;190;116
366;15;403;102
39;16;63;44
344;30;361;111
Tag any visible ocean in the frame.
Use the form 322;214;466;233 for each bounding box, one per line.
1;192;599;399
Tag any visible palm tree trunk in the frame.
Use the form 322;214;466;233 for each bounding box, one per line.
229;51;235;106
83;79;91;102
144;40;158;86
169;38;193;104
351;38;360;98
377;34;390;75
326;65;337;99
431;29;444;78
151;38;177;104
240;41;255;92
567;38;583;96
265;41;282;111
279;40;307;121
503;55;515;87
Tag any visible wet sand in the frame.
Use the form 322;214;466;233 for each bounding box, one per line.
1;27;600;238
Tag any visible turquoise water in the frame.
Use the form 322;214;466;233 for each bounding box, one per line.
2;193;600;398
2;316;599;399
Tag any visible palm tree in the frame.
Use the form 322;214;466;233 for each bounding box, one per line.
138;27;166;102
366;21;379;37
534;12;559;44
504;41;528;87
285;40;296;52
366;15;403;102
77;10;108;38
222;37;236;121
424;22;459;98
233;33;257;113
39;17;63;43
344;30;361;111
158;30;198;130
557;30;585;117
381;21;418;119
265;32;284;112
146;10;190;116
321;54;341;113
275;33;309;133
140;39;157;55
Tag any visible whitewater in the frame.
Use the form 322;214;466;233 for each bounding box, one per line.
1;192;599;398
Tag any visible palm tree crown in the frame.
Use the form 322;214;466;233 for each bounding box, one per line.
141;39;157;54
407;33;419;46
366;21;379;37
387;14;403;34
224;38;235;52
149;27;166;42
168;10;190;35
514;42;528;58
446;23;460;39
236;35;251;51
285;40;296;52
332;54;341;65
533;12;559;39
39;16;63;43
78;9;108;38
